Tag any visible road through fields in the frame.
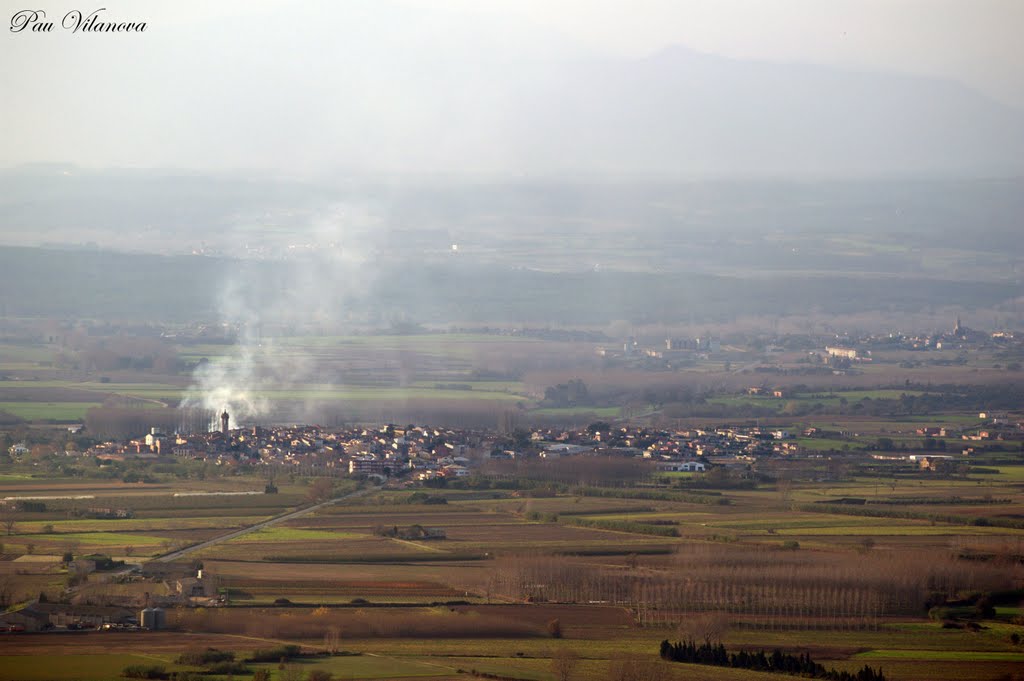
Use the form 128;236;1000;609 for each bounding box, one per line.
153;486;379;563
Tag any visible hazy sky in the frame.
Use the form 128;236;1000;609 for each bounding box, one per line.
449;0;1024;106
2;0;1022;173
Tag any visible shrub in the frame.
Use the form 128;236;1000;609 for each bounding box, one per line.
121;665;168;679
205;661;249;675
175;649;234;666
974;597;996;619
248;645;302;663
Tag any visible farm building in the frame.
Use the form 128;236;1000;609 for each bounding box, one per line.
657;461;706;472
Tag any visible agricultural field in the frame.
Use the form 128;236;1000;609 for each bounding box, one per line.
2;459;1021;680
1;326;1020;433
2;327;1024;679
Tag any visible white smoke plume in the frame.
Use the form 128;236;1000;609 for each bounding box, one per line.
179;201;384;429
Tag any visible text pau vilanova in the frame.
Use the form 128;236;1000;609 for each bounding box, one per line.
10;9;146;33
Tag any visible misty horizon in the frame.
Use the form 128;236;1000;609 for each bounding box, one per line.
4;1;1024;177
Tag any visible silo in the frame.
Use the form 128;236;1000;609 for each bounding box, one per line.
139;607;155;629
152;607;166;630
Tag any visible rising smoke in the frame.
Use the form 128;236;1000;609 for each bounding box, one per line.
179;201;385;429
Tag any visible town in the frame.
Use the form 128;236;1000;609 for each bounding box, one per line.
36;398;1022;486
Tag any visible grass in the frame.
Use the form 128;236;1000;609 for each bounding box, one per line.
0;655;182;681
410;379;527;393
255;655;453;678
0;401;103;421
0;344;56;363
422;655;551;679
182;386;526;402
17;516;268;533
0;473;35;482
281;333;541;348
709;389;943;416
229;527;367;542
347;635;669;659
794;437;864;451
991;466;1024;481
530;406;622;417
852;650;1024;661
0;368;531;424
775;524;1024;536
26;531;167;546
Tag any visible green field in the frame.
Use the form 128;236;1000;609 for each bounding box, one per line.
531;406;623;417
16;516;268;536
28;531;168;546
243;386;525;402
229;527;367;542
990;466;1024;481
0;401;104;421
0;655;185;681
852;650;1024;661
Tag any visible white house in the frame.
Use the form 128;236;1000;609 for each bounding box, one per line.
657;461;705;472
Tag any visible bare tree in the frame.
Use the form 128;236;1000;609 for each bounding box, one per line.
324;625;342;654
776;478;793;505
307;478;336;503
1;509;17;536
677;611;730;645
551;648;580;681
0;576;13;610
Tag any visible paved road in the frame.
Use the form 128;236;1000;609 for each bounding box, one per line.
153;486;379;563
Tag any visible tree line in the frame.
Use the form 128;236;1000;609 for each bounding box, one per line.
483;543;1019;630
659;639;886;681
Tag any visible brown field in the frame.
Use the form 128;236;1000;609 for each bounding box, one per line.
0;631;281;656
294;510;508;528
0;481;174;494
451;603;634;629
204;559;480;582
2;442;1023;680
203;536;432;560
169;605;553;639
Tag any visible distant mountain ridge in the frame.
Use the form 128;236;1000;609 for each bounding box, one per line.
3;0;1023;178
463;45;1024;177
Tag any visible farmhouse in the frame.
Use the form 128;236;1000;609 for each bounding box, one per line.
657;461;706;472
908;454;955;471
826;346;858;359
0;602;135;631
